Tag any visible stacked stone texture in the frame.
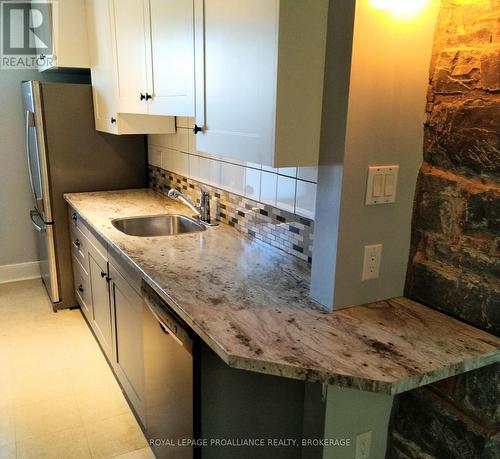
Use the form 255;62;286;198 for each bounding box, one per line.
387;1;499;457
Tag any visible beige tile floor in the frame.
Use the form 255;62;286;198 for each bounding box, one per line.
0;279;155;459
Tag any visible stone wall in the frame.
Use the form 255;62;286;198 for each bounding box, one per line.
387;1;500;457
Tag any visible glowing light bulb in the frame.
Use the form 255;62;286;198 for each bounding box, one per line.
369;0;430;18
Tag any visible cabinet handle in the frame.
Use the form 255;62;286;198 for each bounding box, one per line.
145;93;152;100
140;93;146;101
110;117;116;124
100;271;107;278
73;238;80;248
78;284;84;293
72;212;77;221
192;124;202;134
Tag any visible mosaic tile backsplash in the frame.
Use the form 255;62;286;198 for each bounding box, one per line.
148;166;315;262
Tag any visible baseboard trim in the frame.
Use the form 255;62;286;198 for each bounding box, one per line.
0;261;41;284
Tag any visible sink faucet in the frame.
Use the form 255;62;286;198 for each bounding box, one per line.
168;189;214;225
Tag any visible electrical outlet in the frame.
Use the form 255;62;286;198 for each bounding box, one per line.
362;244;382;280
355;431;372;459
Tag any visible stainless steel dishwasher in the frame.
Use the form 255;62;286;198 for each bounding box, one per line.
141;282;194;459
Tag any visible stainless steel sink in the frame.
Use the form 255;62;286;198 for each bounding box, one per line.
111;214;206;237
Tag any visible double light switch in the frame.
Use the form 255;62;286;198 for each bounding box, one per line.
365;165;399;205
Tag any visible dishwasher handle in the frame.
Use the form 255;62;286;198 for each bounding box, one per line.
141;283;193;352
145;295;184;347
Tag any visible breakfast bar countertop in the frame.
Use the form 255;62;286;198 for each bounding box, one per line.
64;189;500;395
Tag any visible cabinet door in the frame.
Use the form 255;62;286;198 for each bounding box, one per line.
72;255;92;321
37;0;90;71
88;248;113;358
147;0;195;116
112;0;149;114
86;0;118;133
109;262;145;423
194;0;278;165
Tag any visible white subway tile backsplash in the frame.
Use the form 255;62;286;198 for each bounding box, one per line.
147;137;317;221
168;149;189;176
198;156;211;183
260;171;277;206
244;168;261;201
165;133;177;149
189;154;200;181
276;175;296;213
246;162;262;170
175;116;190;128
278;167;297;178
149;134;168;148
161;148;173;170
262;165;278;173
175;128;190;153
295;181;317;219
221;162;245;195
148;148;161;168
209;158;222;185
297;166;319;183
188;131;196;154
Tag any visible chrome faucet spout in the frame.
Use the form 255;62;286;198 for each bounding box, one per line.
167;189;216;226
167;189;200;217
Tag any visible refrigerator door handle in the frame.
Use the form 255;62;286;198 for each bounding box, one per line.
25;111;37;204
30;209;46;233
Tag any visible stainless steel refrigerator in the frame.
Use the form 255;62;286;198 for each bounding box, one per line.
22;81;147;310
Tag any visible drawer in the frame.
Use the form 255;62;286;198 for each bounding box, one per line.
68;207;107;260
72;255;91;319
70;225;89;271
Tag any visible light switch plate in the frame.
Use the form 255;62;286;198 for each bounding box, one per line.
365;165;399;205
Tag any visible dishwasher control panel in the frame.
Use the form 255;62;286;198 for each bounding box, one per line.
141;281;193;352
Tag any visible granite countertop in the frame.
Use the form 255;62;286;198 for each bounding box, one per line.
64;189;500;395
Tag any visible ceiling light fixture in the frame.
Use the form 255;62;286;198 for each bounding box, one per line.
369;0;431;19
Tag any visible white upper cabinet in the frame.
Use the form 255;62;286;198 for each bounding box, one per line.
149;0;194;116
112;0;195;117
86;0;175;134
36;0;90;71
193;0;328;167
86;0;117;128
112;0;150;114
148;0;195;116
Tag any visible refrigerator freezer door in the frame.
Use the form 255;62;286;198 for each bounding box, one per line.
30;210;60;304
22;81;53;222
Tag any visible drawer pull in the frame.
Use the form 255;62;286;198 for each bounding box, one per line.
100;271;107;278
73;238;81;248
71;212;77;221
78;284;84;293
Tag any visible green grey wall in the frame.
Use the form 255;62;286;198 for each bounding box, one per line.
0;69;89;267
323;386;393;459
311;0;440;309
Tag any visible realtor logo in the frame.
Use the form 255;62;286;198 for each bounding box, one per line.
1;1;57;69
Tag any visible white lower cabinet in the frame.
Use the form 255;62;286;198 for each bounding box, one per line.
69;208;145;426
